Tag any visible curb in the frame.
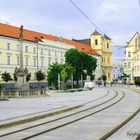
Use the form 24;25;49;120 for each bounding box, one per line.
0;105;82;129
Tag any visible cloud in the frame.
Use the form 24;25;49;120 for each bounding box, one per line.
0;0;140;45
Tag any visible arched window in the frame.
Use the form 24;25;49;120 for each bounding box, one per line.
95;39;98;45
107;43;109;48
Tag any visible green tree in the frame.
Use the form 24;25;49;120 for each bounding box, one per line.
26;73;31;82
60;63;75;89
35;71;45;88
1;71;12;83
65;49;97;85
47;62;62;89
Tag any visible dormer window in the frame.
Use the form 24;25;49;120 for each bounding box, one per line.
95;39;98;45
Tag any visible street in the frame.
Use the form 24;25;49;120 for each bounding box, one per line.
0;86;140;140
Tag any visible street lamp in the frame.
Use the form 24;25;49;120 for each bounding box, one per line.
71;73;73;89
58;73;61;90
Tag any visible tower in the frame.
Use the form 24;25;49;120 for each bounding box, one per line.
90;30;113;82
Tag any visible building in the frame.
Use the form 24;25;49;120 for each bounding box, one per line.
124;32;140;84
75;30;113;82
0;23;101;82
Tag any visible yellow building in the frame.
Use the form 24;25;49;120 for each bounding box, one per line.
90;30;113;82
124;32;140;84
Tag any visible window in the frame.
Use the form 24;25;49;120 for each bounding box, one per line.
48;50;51;56
17;56;20;65
17;44;19;51
95;39;98;45
41;48;43;55
137;55;139;60
33;47;36;54
25;57;28;66
55;51;57;56
61;59;63;64
124;62;127;68
7;56;10;65
41;58;44;66
107;43;109;48
61;52;63;57
137;65;139;72
135;66;136;72
34;58;36;67
48;59;51;65
128;62;131;68
25;46;28;53
128;52;131;57
7;43;10;50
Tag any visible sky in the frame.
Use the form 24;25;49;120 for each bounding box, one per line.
0;0;140;46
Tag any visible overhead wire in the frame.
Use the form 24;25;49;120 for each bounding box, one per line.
68;0;103;34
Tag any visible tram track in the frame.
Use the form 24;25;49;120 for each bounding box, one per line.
98;89;140;140
0;89;125;140
0;90;109;129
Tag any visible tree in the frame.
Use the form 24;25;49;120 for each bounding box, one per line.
60;63;75;89
35;71;45;88
26;73;31;82
47;62;62;89
1;71;12;83
65;49;97;85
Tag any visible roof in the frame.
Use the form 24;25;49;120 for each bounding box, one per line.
90;30;101;36
126;32;139;47
72;39;90;45
0;23;100;56
104;34;111;40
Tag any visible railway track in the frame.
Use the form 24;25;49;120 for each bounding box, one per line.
0;89;125;140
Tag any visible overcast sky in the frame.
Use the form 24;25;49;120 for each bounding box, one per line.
0;0;140;46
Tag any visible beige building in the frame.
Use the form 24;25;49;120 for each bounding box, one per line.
124;32;140;84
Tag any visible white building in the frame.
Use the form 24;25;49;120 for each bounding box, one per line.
0;23;101;82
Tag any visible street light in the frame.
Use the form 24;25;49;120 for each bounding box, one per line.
58;73;61;90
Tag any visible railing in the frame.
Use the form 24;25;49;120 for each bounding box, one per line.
0;88;48;98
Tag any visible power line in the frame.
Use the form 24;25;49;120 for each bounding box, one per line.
68;0;103;34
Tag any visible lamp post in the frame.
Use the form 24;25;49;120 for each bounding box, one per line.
58;73;61;90
71;73;73;89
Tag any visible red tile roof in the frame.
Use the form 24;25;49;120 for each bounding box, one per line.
0;23;100;56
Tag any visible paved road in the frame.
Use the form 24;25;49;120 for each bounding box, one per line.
0;87;140;140
0;88;107;124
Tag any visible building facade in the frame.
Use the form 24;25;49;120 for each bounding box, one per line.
0;23;101;82
124;32;140;84
90;30;113;82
